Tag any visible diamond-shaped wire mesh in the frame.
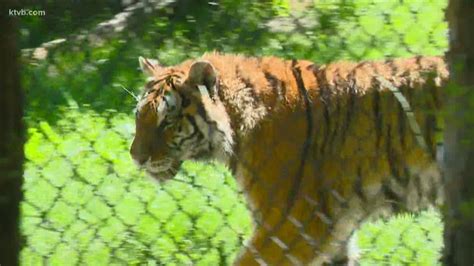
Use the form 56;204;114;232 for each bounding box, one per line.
21;0;448;265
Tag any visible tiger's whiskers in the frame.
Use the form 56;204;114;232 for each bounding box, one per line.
114;83;140;102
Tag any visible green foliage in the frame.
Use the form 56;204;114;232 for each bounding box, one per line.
273;0;291;16
357;209;444;265
261;0;448;62
20;0;448;265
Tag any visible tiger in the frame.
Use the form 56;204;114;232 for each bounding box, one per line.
130;52;448;265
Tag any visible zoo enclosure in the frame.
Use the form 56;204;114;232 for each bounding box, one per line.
21;0;447;265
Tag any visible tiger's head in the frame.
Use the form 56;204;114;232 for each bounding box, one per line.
130;57;233;181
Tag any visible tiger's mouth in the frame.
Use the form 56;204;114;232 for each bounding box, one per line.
146;169;175;182
143;159;180;182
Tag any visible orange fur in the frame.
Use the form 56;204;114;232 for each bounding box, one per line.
132;53;448;265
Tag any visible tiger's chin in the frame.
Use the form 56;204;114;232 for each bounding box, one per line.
146;170;168;181
144;160;181;183
145;168;177;183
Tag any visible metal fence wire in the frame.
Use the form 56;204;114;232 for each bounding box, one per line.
21;0;448;265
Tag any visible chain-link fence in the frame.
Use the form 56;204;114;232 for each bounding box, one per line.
20;0;448;265
22;108;252;265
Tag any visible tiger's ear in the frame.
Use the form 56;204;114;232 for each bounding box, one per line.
138;56;160;76
187;60;218;98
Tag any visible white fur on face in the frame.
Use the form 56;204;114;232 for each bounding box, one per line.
146;158;173;174
200;95;234;157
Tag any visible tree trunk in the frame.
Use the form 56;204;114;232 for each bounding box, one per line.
444;0;474;265
0;1;24;265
